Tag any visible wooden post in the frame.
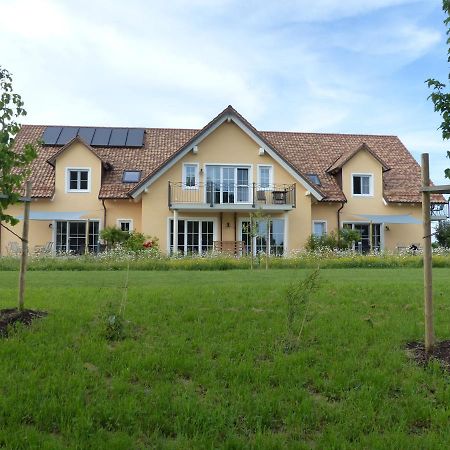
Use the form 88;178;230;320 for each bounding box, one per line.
421;153;434;352
369;221;373;253
18;180;31;312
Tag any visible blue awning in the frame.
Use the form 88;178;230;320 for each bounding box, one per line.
355;214;421;224
15;211;93;221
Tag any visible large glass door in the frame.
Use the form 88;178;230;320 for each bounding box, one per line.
222;167;235;204
55;221;99;254
241;219;284;256
237;168;249;202
345;223;381;253
170;219;214;254
205;166;250;205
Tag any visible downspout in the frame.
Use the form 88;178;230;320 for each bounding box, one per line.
337;201;345;242
102;199;107;229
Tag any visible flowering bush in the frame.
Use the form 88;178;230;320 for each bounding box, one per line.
1;245;450;271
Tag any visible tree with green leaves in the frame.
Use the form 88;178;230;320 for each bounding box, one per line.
435;220;450;247
426;0;450;179
0;66;37;312
0;66;37;225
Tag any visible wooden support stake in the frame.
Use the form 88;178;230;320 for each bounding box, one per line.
18;180;31;312
421;153;434;353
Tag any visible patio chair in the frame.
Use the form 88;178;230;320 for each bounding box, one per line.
256;190;267;203
34;241;53;256
6;241;21;256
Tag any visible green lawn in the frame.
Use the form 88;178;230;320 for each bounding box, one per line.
1;269;450;449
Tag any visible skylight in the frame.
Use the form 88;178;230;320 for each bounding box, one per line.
307;174;321;185
122;170;141;183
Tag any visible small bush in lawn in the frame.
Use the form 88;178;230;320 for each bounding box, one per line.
101;302;125;341
283;267;320;353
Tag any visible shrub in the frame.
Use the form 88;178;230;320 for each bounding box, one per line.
123;232;159;253
284;268;320;353
100;227;128;249
435;220;450;248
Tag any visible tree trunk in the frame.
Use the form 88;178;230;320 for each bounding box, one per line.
18;180;31;311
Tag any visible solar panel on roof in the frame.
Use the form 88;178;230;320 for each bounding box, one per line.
125;128;145;147
56;127;79;145
109;128;128;147
42;126;144;148
77;127;96;145
91;128;112;146
42;126;63;145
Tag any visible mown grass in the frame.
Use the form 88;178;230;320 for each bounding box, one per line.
1;269;450;448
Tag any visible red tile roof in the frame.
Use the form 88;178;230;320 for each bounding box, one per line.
12;112;446;204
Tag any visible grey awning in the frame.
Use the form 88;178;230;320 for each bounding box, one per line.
15;211;93;221
355;214;421;224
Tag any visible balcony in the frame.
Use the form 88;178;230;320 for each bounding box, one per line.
168;182;296;211
431;202;449;221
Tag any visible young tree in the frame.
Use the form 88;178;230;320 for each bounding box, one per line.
0;66;37;312
0;66;37;224
426;0;450;179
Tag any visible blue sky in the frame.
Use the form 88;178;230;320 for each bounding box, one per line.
1;0;449;186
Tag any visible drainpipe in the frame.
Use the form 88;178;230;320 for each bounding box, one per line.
102;199;107;228
337;202;345;242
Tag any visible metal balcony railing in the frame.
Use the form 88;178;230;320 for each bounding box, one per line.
168;182;296;208
430;202;449;220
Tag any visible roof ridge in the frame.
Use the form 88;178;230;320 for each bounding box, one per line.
261;130;399;138
21;124;399;138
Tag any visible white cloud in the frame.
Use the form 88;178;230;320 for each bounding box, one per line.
0;0;445;190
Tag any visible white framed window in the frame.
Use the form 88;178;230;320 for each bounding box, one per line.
117;219;133;233
239;217;285;256
183;163;199;189
352;173;373;196
313;220;327;237
168;217;216;254
66;168;91;193
257;165;273;189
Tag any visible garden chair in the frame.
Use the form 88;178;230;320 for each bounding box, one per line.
34;241;53;256
6;241;21;256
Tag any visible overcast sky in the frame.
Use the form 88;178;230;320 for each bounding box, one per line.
1;0;449;186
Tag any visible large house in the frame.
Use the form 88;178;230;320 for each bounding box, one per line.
1;106;447;256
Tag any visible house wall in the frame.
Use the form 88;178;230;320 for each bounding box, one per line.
140;121;312;254
0;142;142;255
310;149;422;250
1;126;426;256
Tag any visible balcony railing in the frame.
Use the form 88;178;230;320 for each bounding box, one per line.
431;202;449;220
168;182;296;208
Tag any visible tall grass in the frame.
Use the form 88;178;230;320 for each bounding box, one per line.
1;248;450;271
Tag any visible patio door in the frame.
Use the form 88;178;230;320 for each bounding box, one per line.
55;221;100;254
206;166;250;204
345;223;381;253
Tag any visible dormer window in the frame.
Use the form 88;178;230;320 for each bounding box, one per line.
67;168;90;193
352;174;373;196
123;170;141;183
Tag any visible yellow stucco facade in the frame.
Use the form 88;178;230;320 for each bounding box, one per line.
1;122;424;256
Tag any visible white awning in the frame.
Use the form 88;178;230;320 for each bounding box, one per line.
15;211;93;221
355;214;421;224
